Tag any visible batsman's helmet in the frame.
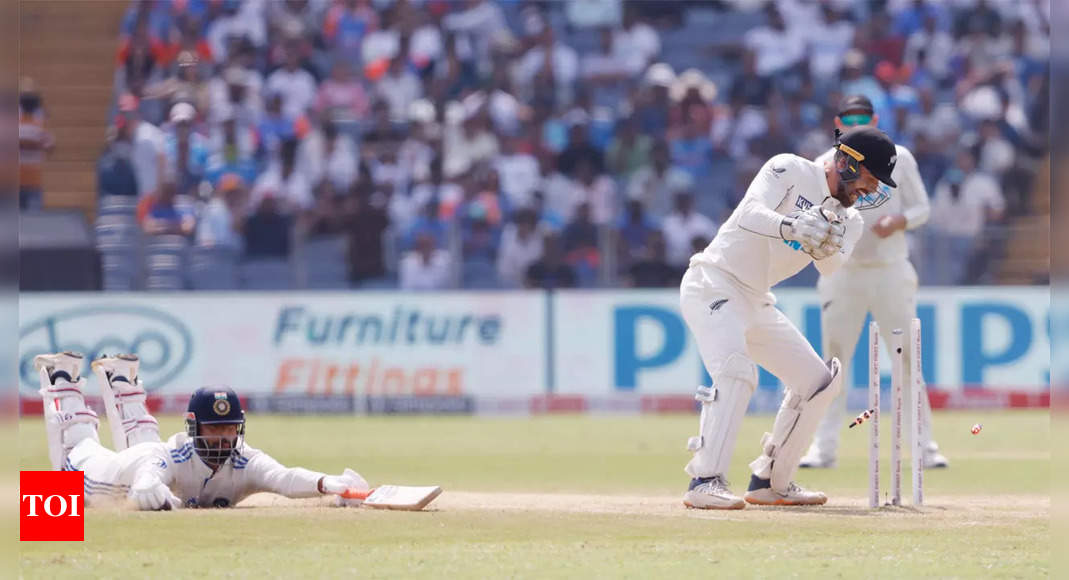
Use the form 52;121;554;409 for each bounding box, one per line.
185;387;245;467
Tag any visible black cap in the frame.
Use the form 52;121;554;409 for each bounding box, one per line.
837;126;898;188
837;94;875;116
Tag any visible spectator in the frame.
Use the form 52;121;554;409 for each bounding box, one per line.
376;56;423;122
805;3;856;88
514;26;579;107
403;197;448;252
97;126;140;201
633;63;674;136
606;115;651;179
136;180;196;236
613;4;660;77
195;173;247;252
531;190;564;233
581;28;630;85
904;12;956;87
443;100;499;178
205;113;260;187
117;94;166;198
399;232;452;290
209;65;263;126
258;92;301;159
626;230;677;288
561;202;600;285
661;191;717;268
557;114;604;178
617;199;657;269
162;103;211;196
525;233;577;289
206;0;267;64
570;159;617;226
926;149;1005;285
252;139;314;214
670;110;715;183
342;183;390;285
441;0;511;67
300;119;359;193
495;135;540;208
18;78;54;209
324;0;379;64
627;139;692;222
497;208;545;289
143;50;212;117
243;195;293;258
362;99;407;156
743;3;805;81
266;47;317;120
315;60;370;121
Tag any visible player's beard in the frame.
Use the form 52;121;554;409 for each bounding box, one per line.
833;180;855;208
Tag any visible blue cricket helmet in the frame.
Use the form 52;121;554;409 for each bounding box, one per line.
185;387;245;467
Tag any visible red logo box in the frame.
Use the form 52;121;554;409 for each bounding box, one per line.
20;471;84;541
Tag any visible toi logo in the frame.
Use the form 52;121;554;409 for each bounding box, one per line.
20;471;84;541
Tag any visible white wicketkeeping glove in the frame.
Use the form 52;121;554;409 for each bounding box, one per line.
808;197;847;260
129;471;180;511
781;208;831;251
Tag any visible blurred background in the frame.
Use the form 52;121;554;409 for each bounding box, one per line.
15;0;1050;412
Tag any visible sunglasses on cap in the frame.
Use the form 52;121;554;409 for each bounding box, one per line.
839;113;872;127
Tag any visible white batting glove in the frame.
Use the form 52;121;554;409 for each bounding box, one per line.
320;468;370;495
129;471;180;511
781;209;830;251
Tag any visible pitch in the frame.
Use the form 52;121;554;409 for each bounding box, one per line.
19;410;1048;578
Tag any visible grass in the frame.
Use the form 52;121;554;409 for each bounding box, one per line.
18;410;1049;578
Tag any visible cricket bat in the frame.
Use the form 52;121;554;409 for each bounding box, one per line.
341;485;442;511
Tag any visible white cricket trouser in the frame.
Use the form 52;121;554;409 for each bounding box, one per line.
680;265;830;477
812;259;934;457
66;436;166;505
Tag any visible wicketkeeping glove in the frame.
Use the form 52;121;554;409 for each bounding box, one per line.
129;471;180;511
780;208;831;251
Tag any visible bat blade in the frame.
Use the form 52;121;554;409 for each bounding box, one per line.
342;485;442;511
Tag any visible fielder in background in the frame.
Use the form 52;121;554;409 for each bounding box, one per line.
35;351;368;510
680;126;898;509
800;95;948;470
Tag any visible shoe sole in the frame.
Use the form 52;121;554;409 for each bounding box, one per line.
683;499;745;510
744;496;828;506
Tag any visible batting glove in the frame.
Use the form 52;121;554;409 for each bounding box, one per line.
319;468;370;496
129;471;180;511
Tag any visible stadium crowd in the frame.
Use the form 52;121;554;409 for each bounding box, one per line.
78;0;1048;290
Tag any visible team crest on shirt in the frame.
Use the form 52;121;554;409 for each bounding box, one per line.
854;183;893;211
794;193;812;211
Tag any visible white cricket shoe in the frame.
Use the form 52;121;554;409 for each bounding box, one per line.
744;478;828;506
33;351;84;383
683;475;745;510
798;446;837;469
924;443;949;469
91;353;140;384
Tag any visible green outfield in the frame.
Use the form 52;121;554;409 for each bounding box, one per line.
19;410;1049;578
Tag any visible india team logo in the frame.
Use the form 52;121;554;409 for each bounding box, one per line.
213;392;231;415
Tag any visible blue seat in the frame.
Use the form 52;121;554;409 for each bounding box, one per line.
297;235;350;289
239;258;294;290
462;260;498;289
189;245;240;290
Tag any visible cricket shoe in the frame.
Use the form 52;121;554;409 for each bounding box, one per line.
91;353;140;385
34;351;84;384
683;475;745;510
924;444;949;469
798;447;837;469
744;475;827;506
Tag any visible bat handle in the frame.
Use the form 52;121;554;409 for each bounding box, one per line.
340;487;373;500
